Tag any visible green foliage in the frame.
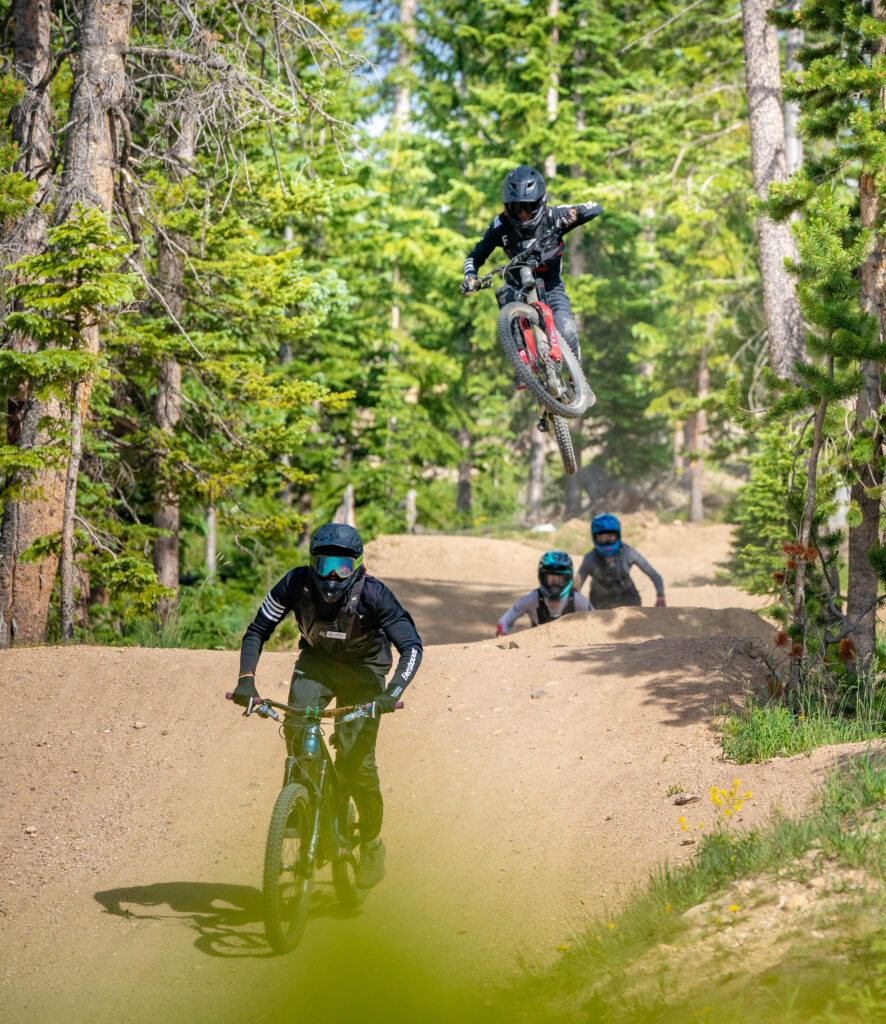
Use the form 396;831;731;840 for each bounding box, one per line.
721;686;886;763
0;75;37;224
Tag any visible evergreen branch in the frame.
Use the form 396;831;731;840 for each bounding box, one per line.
669;122;746;178
621;0;713;52
122;254;205;359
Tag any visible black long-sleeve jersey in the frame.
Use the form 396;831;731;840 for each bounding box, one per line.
463;201;602;283
239;568;423;693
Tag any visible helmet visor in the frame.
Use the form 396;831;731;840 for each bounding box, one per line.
593;531;618;546
542;571;571;592
311;553;357;580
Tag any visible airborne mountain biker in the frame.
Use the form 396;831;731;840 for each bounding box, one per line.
577;514;666;610
231;523;422;889
497;550;592;636
461;165;601;366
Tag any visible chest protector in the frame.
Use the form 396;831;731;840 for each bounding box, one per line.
536;591;576;624
295;572;378;657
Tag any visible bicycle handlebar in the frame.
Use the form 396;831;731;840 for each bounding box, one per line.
469;231;563;293
225;693;404;720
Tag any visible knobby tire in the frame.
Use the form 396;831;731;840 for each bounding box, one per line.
331;796;367;909
551;415;577;475
263;783;313;954
497;302;594;418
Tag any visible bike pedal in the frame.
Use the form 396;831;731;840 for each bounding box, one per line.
537;418;548;433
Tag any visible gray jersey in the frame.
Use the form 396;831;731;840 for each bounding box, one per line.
577;543;664;597
498;588;592;635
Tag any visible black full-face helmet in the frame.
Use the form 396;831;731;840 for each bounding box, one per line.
309;522;365;603
502;165;547;238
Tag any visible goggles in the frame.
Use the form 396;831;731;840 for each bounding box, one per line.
594;532;618;545
542;572;571;588
311;553;359;580
508;199;543;215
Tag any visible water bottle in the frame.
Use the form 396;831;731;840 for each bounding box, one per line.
301;724;321;759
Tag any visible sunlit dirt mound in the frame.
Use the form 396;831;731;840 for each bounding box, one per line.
0;521;828;1024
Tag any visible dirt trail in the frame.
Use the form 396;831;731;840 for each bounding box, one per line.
0;523;872;1023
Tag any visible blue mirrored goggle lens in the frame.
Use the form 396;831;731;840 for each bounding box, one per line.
312;554;356;580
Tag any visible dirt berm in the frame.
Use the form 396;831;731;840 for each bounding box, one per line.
0;525;873;1023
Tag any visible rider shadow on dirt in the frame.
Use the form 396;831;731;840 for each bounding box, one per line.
555;634;770;728
94;879;359;959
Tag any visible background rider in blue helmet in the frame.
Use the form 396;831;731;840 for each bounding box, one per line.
577;514;666;610
496;550;592;636
461;165;601;377
230;522;422;890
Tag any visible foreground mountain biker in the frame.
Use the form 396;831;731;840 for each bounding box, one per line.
497;550;592;636
231;522;422;889
577;514;666;610
461;164;601;372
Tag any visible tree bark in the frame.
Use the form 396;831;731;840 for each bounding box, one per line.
153;118;194;621
789;358;832;695
456;425;472;513
59;382;85;639
847;3;886;683
392;0;417;133
527;428;547;524
54;0;132;637
0;0;61;647
204;506;217;580
741;0;805;377
783;0;803;176
688;348;709;524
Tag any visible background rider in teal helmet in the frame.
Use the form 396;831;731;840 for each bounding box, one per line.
497;550;592;636
577;514;666;610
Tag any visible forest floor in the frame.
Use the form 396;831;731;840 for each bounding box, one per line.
1;518;880;1023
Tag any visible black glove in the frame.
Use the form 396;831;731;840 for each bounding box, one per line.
374;686;401;715
232;673;260;707
552;206;580;233
461;274;479;296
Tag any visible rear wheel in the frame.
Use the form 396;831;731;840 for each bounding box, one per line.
497;302;594;418
263;783;313;954
551;415;577;475
331;796;368;909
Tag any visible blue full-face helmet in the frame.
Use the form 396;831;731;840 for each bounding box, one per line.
591;513;621;558
538;550;574;601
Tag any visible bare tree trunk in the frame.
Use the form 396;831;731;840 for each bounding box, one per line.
0;0;60;647
153;118;194;621
527;429;546;524
848;3;886;683
392;0;417;133
205;506;217;579
789;358;833;695
741;0;805;377
688;348;709;523
59;383;85;639
783;0;803;176
456;425;472;513
543;0;559;181
54;0;132;638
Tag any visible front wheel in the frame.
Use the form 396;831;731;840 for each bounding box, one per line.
551;415;577;475
331;795;368;909
497;302;595;419
263;783;313;954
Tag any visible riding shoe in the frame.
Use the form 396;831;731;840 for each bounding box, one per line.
356;838;386;888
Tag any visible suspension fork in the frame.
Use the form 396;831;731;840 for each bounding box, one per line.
304;758;328;871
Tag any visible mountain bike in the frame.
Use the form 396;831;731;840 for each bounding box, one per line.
226;692;402;955
473;232;595;475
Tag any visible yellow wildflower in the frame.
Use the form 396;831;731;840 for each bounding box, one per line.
729;904;739;912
